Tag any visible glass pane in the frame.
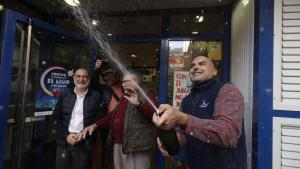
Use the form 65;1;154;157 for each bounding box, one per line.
4;22;40;169
169;10;225;34
4;22;91;169
52;42;91;68
112;42;160;68
165;40;223;168
167;40;223;107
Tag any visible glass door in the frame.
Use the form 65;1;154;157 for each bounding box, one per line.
0;10;90;169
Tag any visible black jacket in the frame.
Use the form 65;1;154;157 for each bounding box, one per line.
53;88;106;147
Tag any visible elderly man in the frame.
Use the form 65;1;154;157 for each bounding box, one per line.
80;70;156;169
153;56;247;169
53;67;106;169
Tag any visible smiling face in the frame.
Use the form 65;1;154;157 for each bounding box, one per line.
103;72;118;87
121;74;138;91
189;56;217;82
73;68;90;90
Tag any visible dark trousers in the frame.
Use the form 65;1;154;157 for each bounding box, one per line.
55;142;92;169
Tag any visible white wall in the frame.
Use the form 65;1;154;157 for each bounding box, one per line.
231;0;254;169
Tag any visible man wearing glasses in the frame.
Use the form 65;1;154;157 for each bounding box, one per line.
53;67;107;169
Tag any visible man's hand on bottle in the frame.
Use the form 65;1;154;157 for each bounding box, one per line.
157;137;170;157
94;59;103;70
152;104;188;130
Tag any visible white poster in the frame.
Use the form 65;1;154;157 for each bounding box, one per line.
172;71;192;109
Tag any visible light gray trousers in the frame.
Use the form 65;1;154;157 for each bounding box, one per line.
113;143;151;169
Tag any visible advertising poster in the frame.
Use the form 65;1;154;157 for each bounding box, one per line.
172;71;192;109
208;41;222;61
35;64;73;116
169;53;185;70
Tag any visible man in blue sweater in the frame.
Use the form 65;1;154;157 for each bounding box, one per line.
153;56;246;169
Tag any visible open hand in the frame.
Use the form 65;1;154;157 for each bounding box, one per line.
123;88;140;106
78;124;97;141
95;59;103;70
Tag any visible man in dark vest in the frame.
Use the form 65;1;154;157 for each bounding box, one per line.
153;55;247;169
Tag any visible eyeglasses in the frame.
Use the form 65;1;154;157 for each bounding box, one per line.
74;75;89;79
122;79;132;83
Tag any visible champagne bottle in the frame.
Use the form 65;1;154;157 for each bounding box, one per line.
158;128;180;156
156;110;179;156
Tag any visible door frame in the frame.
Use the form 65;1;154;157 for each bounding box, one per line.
0;9;85;168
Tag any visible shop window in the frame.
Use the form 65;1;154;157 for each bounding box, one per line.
167;40;223;108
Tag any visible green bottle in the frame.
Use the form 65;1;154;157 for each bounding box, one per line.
158;128;180;156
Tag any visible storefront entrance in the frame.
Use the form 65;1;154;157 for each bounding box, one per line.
0;9;90;169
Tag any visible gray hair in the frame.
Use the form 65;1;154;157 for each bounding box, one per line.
123;70;142;84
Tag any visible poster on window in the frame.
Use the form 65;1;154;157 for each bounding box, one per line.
173;71;192;109
34;63;73;116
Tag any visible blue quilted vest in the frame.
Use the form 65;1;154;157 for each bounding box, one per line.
181;78;247;169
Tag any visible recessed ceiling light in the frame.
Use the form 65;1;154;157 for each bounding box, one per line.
64;0;80;6
107;33;113;36
192;32;198;35
242;0;249;6
131;54;137;57
195;16;204;23
92;19;99;26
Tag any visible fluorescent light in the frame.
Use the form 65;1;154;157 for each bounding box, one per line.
107;33;113;36
64;0;80;7
192;32;198;35
131;54;137;57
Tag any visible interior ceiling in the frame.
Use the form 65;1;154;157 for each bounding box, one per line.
13;0;235;16
4;0;235;68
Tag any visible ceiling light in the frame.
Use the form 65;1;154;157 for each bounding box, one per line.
195;16;204;23
64;0;80;7
192;32;198;35
143;65;146;67
92;19;99;26
131;54;137;57
242;0;249;6
0;5;4;11
107;33;113;36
